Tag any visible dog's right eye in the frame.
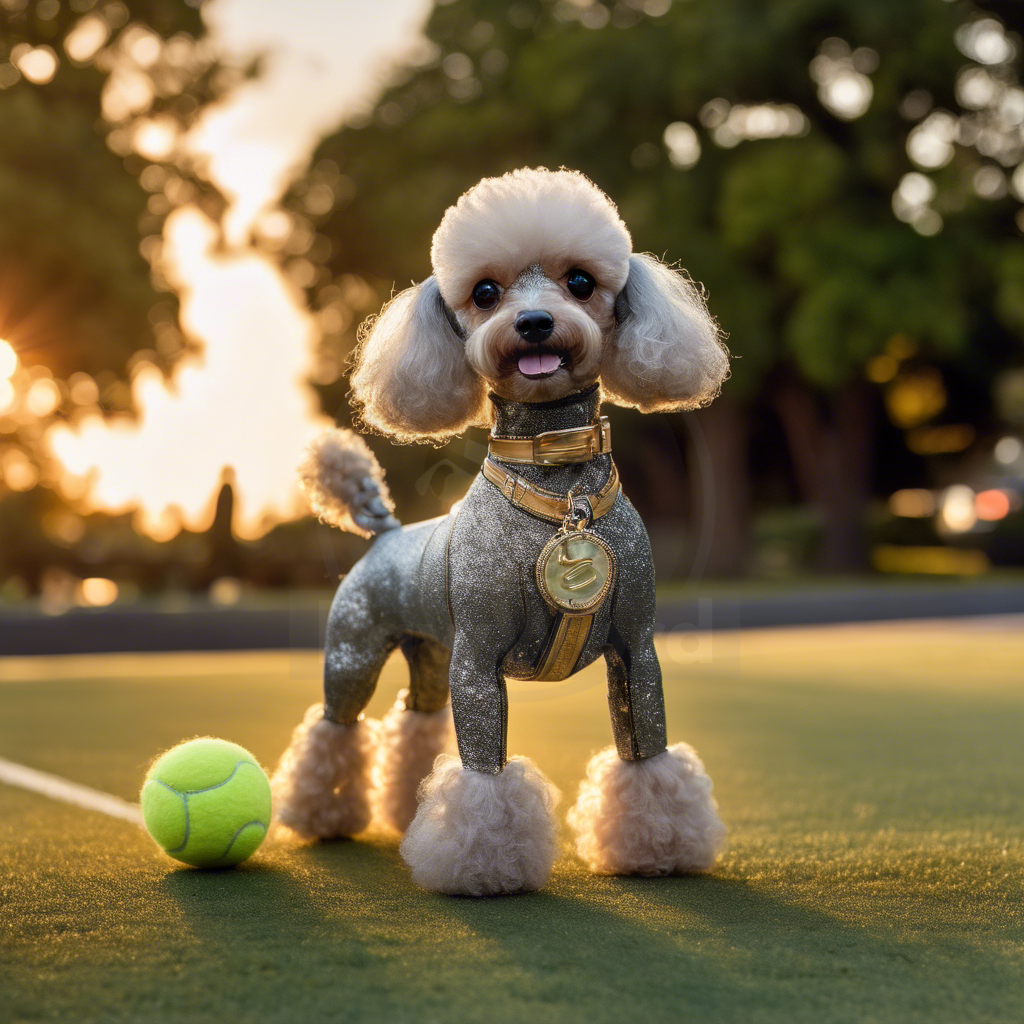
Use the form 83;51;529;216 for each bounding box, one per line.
472;280;501;309
566;269;595;300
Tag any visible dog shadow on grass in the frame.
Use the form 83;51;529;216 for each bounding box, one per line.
156;830;438;976
435;862;1021;1019
157;835;1020;1020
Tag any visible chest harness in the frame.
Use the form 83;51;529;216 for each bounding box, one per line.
482;416;620;681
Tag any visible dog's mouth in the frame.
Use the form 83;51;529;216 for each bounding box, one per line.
516;348;568;379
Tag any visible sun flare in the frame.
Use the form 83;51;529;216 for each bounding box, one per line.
45;207;331;541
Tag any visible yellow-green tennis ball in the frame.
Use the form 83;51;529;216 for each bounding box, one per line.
141;737;272;868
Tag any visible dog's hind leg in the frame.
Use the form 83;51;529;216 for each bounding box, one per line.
568;617;727;876
399;630;561;896
372;635;453;832
271;607;396;840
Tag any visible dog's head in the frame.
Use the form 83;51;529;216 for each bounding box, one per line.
351;167;729;442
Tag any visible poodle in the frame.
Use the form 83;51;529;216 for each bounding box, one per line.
272;167;729;895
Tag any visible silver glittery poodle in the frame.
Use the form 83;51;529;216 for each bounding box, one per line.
272;168;730;895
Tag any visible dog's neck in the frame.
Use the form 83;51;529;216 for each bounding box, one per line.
489;385;601;438
486;385;610;497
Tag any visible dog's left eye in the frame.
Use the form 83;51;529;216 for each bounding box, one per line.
472;280;501;309
566;269;595;300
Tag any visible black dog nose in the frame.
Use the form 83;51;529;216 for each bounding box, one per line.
514;310;554;344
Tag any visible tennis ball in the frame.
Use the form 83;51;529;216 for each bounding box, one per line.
141;737;272;868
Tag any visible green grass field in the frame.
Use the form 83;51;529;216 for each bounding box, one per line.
2;620;1023;1024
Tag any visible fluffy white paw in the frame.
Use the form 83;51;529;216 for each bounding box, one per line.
371;692;452;833
400;755;561;895
568;742;726;875
270;703;376;839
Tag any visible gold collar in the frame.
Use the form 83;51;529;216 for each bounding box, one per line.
488;416;611;465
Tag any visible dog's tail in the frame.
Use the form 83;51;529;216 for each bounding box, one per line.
299;429;401;537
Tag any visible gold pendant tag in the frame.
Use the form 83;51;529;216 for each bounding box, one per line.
536;527;615;614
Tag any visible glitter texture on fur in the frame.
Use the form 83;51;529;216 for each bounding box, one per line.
400;755;561;895
271;703;376;839
568;742;727;875
274;167;729;896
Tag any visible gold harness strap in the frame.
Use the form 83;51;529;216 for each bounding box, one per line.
480;458;620;524
481;447;621;682
529;612;593;681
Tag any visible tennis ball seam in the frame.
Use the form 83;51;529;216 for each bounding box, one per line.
151;760;269;858
153;758;263;797
221;820;269;862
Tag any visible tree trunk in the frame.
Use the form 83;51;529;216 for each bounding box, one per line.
682;396;751;579
772;373;874;572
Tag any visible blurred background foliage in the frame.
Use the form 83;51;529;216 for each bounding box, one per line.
0;0;227;384
3;0;1024;606
290;0;1024;576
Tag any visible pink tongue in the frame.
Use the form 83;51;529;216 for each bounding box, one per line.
518;351;561;376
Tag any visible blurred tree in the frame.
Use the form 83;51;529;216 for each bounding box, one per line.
0;0;237;595
0;0;224;390
285;0;1024;574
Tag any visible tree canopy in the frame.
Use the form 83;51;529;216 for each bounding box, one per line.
291;0;1024;399
0;0;218;384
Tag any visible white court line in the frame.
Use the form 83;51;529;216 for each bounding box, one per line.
0;756;143;825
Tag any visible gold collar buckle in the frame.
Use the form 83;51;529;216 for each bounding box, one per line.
490;417;612;466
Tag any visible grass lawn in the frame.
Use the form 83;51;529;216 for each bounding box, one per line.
1;619;1022;1024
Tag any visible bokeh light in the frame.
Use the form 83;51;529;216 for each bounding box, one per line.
994;436;1023;464
892;171;943;235
700;99;807;147
77;577;119;607
889;489;936;518
64;15;111;64
940;485;977;533
0;340;17;380
12;45;58;85
2;448;38;492
810;38;875;121
25;379;61;419
975;489;1011;521
955;18;1016;66
907;110;958;169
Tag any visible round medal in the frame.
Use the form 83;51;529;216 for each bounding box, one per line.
535;529;616;614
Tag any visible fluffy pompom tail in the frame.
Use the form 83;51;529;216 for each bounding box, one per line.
401;755;561;896
299;428;400;537
568;742;726;876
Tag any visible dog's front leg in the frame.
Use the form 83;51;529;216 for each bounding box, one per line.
567;598;727;877
398;629;561;895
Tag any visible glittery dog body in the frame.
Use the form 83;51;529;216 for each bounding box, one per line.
273;168;731;896
320;385;663;776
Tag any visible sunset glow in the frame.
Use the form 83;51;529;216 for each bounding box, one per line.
0;340;17;379
46;207;330;540
41;1;430;542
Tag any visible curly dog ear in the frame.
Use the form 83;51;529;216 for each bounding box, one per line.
350;276;488;443
601;254;729;412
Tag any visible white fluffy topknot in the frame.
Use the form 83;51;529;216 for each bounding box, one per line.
430;167;632;307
